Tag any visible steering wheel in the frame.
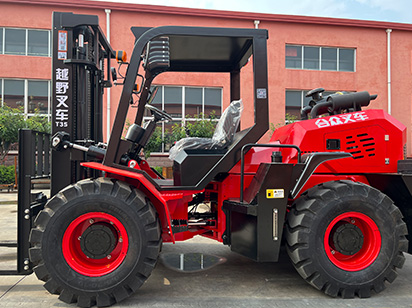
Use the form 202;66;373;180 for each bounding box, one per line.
145;104;173;122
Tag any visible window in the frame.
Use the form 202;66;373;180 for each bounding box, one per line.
285;45;355;72
285;89;335;120
285;45;302;69
204;88;222;117
3;79;24;109
28;80;49;114
164;86;182;117
1;79;51;118
339;49;355;72
28;30;49;56
0;28;50;57
143;85;222;153
5;29;25;55
321;48;337;71
303;46;319;70
0;29;3;54
285;90;303;119
185;87;202;116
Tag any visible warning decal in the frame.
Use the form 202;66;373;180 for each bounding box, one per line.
266;189;285;199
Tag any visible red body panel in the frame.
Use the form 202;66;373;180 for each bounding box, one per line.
270;109;406;173
82;109;407;244
80;162;255;244
81;162;203;243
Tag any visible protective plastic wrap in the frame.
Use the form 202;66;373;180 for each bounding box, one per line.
211;99;243;146
169;99;243;160
168;137;214;160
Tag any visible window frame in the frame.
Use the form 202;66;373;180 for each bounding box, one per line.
321;47;338;71
0;27;51;57
143;85;223;154
338;48;356;72
285;44;356;72
4;28;26;55
0;28;4;55
0;78;51;120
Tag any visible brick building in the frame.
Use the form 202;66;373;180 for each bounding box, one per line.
1;0;412;167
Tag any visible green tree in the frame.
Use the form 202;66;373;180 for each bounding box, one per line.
0;106;26;163
0;165;15;184
0;106;51;164
26;112;51;133
185;112;216;138
269;113;298;135
143;112;217;158
144;126;163;157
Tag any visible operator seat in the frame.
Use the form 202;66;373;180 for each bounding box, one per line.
169;99;243;161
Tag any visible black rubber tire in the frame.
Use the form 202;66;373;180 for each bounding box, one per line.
29;177;162;307
285;180;408;298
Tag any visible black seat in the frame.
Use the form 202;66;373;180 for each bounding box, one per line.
169;99;243;160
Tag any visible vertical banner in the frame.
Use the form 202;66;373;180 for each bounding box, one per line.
51;13;74;195
55;67;70;128
52;28;72;135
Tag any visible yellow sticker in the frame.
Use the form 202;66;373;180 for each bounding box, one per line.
266;189;285;199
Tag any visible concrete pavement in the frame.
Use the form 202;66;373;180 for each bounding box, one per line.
1;190;412;308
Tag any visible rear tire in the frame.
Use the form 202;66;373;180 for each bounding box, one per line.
29;177;161;307
285;180;408;298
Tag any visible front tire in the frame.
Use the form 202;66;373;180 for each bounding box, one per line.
29;177;161;307
285;180;408;298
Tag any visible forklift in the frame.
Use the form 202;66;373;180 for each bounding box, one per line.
2;11;411;307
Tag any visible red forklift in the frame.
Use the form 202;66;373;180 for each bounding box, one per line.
2;11;410;307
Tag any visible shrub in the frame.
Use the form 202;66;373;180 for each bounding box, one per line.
269;113;298;135
26;113;51;134
0;165;15;184
144;126;163;157
0;106;26;163
153;166;163;175
185;112;216;138
0;106;51;164
143;112;217;158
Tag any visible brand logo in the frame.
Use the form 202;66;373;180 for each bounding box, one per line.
315;112;369;128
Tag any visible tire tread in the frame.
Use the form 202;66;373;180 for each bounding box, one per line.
285;180;408;298
29;177;162;307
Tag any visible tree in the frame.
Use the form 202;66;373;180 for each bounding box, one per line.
143;112;217;158
269;113;298;136
26;112;52;134
143;126;163;156
0;106;26;163
185;112;216;138
0;106;51;164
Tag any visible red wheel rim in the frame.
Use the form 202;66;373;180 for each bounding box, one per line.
62;212;129;277
324;212;381;271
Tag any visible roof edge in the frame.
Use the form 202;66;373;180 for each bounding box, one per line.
3;0;412;31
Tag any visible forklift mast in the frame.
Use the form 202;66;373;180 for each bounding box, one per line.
51;12;114;195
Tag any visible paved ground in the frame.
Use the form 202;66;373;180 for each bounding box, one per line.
0;190;412;308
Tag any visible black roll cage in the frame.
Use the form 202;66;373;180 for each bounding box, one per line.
104;26;269;190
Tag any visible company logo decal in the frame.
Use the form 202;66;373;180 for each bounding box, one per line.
315;112;369;128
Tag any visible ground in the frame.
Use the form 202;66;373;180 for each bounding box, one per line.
0;191;412;308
